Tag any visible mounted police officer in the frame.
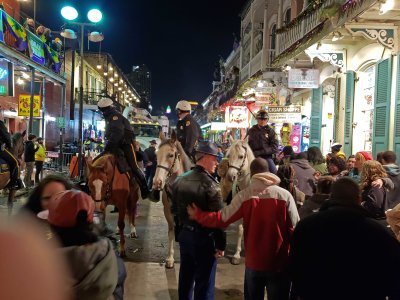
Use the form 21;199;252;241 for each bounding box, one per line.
176;100;201;160
171;140;226;300
0;120;21;189
248;109;279;174
97;98;150;199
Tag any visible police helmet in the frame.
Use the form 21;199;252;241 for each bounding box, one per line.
97;98;114;109
195;141;218;156
256;109;269;120
176;100;191;112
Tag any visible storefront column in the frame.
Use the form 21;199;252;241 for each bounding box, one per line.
41;78;46;139
28;68;35;134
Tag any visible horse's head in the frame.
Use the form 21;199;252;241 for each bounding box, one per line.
87;156;113;211
153;130;189;191
12;130;26;158
225;139;254;182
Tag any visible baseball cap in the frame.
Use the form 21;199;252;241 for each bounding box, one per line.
47;190;94;228
150;140;157;145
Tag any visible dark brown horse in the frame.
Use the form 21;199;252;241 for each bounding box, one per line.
87;154;140;257
1;131;26;215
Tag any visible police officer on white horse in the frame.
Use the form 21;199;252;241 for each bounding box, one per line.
97;98;149;199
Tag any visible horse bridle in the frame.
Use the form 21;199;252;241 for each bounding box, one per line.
228;145;248;176
157;151;179;181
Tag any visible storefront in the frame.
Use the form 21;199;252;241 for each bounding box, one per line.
200;122;227;142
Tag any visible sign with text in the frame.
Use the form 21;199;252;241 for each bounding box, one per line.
225;106;249;128
268;106;302;123
18;94;41;117
27;30;45;65
0;59;13;96
288;69;319;89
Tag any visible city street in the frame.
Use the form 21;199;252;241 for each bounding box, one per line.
0;190;246;300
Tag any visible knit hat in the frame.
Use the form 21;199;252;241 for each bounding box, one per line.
358;151;372;161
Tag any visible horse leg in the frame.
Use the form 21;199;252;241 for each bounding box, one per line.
231;223;243;265
118;210;126;258
129;203;138;239
7;189;15;216
162;192;175;269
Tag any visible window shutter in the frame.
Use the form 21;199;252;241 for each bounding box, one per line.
394;55;400;159
373;57;392;157
333;76;341;141
309;87;322;148
344;71;355;157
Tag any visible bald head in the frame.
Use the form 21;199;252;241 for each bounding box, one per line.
250;158;269;177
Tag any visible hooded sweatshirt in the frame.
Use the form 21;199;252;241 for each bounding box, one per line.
383;164;400;209
290;159;316;196
61;238;118;300
193;172;299;272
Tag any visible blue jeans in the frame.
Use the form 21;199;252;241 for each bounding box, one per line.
266;158;277;174
178;229;217;300
244;268;290;300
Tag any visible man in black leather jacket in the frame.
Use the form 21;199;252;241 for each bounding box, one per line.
248;109;278;174
171;140;226;300
97;98;149;199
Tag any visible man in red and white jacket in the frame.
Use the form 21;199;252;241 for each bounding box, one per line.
187;157;299;300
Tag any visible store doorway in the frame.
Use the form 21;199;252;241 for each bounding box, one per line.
321;81;336;155
353;64;375;154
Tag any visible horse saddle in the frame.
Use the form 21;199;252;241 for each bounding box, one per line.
0;158;10;173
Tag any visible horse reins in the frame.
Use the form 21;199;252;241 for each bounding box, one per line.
156;149;179;180
228;145;248;176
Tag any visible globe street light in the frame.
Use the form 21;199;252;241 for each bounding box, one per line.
61;5;103;179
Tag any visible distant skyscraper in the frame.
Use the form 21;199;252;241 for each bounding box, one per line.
127;64;151;109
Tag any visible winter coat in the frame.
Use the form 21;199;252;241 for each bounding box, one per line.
298;193;330;219
103;107;135;151
192;172;299;272
361;186;387;220
289;200;400;300
171;165;226;250
24;140;37;162
248;124;279;159
61;238;118;300
290;159;316;196
383;164;400;209
176;113;201;157
310;162;327;175
35;144;46;161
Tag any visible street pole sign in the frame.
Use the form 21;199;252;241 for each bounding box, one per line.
57;116;65;129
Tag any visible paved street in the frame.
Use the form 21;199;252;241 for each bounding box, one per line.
1;190;246;300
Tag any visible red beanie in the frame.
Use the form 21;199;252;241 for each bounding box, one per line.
358;151;372;161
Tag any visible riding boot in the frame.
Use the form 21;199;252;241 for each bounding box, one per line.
131;166;150;199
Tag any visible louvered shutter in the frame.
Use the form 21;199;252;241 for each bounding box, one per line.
309;87;322;148
344;71;355;157
373;57;392;157
394;55;400;160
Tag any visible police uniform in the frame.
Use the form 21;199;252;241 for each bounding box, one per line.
0;121;19;188
101;106;149;198
176;113;201;159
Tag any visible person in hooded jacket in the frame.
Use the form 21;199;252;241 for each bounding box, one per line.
381;151;400;209
47;190;125;300
290;152;316;197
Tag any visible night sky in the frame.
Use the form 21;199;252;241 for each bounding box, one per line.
31;0;247;114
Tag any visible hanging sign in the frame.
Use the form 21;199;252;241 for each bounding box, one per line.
26;31;45;65
18;94;41;117
225;106;249;128
288;69;319;89
0;59;13;96
268;106;302;123
0;10;4;43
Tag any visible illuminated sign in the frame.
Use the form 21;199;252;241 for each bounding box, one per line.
0;67;7;79
0;59;13;96
267;106;302;123
18;94;41;117
225;106;249;128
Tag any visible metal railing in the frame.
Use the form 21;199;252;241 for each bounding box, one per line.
44;151;75;171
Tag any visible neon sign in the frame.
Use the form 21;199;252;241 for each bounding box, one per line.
0;67;8;80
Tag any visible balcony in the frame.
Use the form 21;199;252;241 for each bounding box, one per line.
250;51;262;76
274;0;378;66
240;63;250;84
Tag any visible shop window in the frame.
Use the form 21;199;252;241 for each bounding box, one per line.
270;24;277;50
284;8;291;25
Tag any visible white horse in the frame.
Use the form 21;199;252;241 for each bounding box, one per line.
224;139;255;265
151;131;192;268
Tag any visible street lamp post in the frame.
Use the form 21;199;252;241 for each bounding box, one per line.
61;6;103;179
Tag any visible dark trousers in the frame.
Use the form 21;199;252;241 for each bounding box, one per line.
259;156;277;174
35;161;43;183
145;164;156;189
0;148;19;183
178;229;217;300
244;268;290;300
